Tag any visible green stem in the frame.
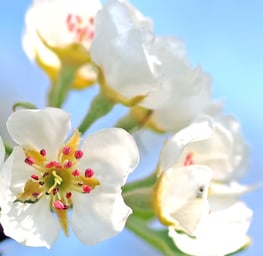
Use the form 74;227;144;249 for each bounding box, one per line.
78;93;115;134
12;102;37;111
115;114;139;133
126;215;186;256
123;187;155;220
48;65;77;107
123;171;157;193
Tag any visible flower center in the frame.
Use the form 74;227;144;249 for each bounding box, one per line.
16;130;100;235
66;13;94;43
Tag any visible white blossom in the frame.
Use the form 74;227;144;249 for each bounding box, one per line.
0;108;139;248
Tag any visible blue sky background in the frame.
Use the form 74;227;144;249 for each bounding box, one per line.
0;0;262;255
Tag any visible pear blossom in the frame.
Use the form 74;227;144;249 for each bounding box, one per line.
168;201;252;256
23;0;102;89
153;116;214;235
90;0;164;107
172;115;249;182
155;115;253;255
0;108;139;248
129;36;217;132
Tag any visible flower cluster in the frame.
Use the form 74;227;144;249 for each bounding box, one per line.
0;0;258;255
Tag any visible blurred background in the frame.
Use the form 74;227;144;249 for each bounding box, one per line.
0;0;262;255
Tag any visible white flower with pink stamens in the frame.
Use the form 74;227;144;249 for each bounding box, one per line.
0;108;139;248
23;0;101;89
154;116;252;255
153;116;214;235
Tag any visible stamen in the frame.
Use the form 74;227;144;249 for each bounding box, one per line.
55;162;62;169
40;149;46;156
31;174;39;180
64;161;73;169
88;30;94;39
45;161;55;168
53;200;65;210
89;17;94;24
66;14;72;24
53;188;58;196
83;185;91;193
72;169;80;177
66;192;72;199
75;15;82;24
39;181;45;186
74;150;83;159
32;192;40;198
85;168;94;178
62;146;71;155
25;157;35;166
184;152;194;166
43;172;49;178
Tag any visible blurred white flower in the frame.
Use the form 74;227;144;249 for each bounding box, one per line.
153;116;214;235
23;0;102;88
0;108;139;248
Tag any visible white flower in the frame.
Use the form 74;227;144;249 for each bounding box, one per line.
90;0;163;107
173;115;249;182
158;115;214;173
155;115;252;256
130;36;217;132
169;201;252;256
23;0;102;89
0;108;139;248
153;116;214;235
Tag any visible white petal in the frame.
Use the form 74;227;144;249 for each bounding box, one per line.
159;116;214;172
158;165;212;235
22;26;60;68
0;198;60;248
7;146;38;195
71;186;131;244
0;153;14;213
180;115;249;182
79;128;139;186
169;202;252;256
91;0;162;103
0;136;5;165
6;108;71;159
208;182;257;211
25;0;101;48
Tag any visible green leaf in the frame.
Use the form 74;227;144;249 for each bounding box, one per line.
126;215;189;256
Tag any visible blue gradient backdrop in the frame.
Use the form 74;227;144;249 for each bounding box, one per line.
0;1;262;255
